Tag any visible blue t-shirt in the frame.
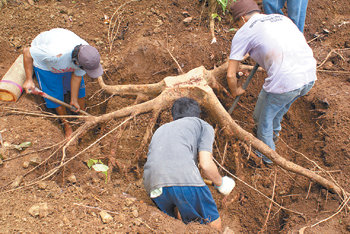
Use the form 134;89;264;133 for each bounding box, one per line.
143;117;214;194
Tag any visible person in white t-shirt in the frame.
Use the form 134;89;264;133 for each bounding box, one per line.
227;0;317;164
22;28;103;139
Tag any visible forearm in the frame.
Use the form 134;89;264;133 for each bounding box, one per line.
70;74;82;103
226;59;239;96
199;151;222;187
23;47;34;82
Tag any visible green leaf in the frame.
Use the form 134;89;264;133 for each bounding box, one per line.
13;142;32;151
211;13;221;21
87;159;109;183
92;164;109;172
216;0;228;13
229;28;237;32
87;159;98;168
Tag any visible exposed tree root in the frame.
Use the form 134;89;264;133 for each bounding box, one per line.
91;61;347;198
3;62;347;203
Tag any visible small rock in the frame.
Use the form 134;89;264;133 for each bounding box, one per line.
11;176;23;188
28;202;49;218
155;19;163;27
153;28;162;34
29;156;41;166
0;158;3;165
67;174;77;184
133;218;142;226
132;209;139;218
23;161;29;168
322;28;330;34
100;210;113;224
37;181;48;190
279;190;286;195
62;215;70;225
0;147;9;159
183;17;193;25
125;197;136;207
182;11;190;17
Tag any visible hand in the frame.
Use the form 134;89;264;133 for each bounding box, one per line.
215;176;235;195
230;86;245;98
235;86;246;97
23;79;36;94
70;99;80;112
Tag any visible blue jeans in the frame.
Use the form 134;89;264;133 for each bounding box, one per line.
253;81;314;150
263;0;309;32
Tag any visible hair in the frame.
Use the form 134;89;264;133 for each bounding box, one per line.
171;97;201;121
71;44;83;68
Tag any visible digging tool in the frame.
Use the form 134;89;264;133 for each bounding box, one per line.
228;63;260;114
28;87;91;116
204;179;214;186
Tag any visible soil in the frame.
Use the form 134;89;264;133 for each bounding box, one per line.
0;0;349;233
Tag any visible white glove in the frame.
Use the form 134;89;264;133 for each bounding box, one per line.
215;176;235;195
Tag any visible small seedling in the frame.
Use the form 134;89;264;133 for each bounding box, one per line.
212;13;221;21
87;159;109;183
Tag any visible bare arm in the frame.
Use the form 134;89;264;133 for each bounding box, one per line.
227;59;245;97
198;151;222;187
70;73;82;111
22;47;35;93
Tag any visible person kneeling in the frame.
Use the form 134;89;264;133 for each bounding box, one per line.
143;97;235;231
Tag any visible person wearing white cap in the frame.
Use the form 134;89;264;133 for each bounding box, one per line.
22;28;103;138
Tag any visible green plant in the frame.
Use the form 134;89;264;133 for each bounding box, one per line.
216;0;229;14
87;159;109;183
211;13;222;21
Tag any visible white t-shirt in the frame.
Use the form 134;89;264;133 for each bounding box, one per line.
229;14;317;94
30;28;88;77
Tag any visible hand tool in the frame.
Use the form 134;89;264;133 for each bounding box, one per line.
204;179;214;186
228;63;260;114
28;87;91;116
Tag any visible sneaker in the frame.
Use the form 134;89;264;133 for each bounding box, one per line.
254;150;273;165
